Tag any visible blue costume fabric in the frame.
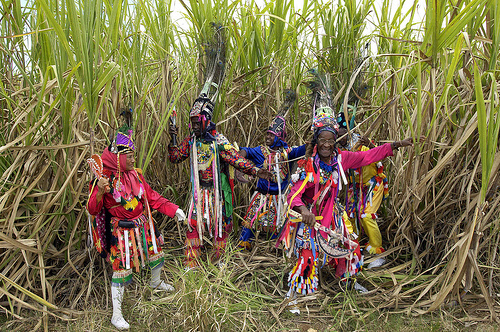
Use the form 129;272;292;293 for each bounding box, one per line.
241;144;306;194
238;142;306;249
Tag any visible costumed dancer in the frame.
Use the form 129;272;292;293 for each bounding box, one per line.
87;114;186;330
238;90;306;250
167;24;272;268
337;124;388;269
277;71;417;313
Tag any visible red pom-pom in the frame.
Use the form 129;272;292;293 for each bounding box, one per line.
304;159;314;173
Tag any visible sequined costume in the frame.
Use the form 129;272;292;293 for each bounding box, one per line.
168;132;260;266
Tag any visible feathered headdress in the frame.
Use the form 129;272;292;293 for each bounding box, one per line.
338;42;370;130
308;69;338;138
268;89;296;142
190;23;227;121
111;107;135;154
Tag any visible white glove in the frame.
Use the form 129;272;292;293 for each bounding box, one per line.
175;208;186;221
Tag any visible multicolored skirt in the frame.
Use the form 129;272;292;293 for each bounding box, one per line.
288;224;319;295
187;187;232;239
109;214;164;286
287;213;362;295
242;191;285;232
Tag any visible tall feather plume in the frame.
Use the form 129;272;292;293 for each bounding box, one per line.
341;43;371;129
119;105;133;130
307;69;335;129
277;89;297;117
200;22;226;101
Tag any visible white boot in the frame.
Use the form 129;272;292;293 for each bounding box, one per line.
285;290;300;315
111;285;130;330
150;265;174;291
353;282;369;293
367;256;386;269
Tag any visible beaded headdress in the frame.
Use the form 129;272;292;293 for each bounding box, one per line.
307;69;338;139
267;89;296;141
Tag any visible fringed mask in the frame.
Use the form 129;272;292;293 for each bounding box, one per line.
189;95;215;136
189;95;214;120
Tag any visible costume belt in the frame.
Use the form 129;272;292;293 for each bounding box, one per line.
118;220;135;228
199;179;213;187
115;215;145;229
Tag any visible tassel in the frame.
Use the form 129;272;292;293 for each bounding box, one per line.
187;197;194;231
134;227;145;268
192;138;203;244
149;218;158;254
130;230;140;272
117;229;125;267
124;230;130;270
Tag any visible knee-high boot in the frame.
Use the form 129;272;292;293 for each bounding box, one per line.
150;265;174;291
111;285;130;330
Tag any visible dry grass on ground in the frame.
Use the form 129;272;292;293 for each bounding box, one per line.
1;231;498;332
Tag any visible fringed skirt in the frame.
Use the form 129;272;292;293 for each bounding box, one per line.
242;191;285;232
109;214;164;286
287;213;361;295
187;187;232;240
287;223;319;295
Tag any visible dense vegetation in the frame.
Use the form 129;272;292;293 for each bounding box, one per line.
0;0;499;330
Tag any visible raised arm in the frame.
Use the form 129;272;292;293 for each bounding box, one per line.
340;143;394;170
219;146;258;176
87;178;109;215
221;145;274;180
168;135;191;163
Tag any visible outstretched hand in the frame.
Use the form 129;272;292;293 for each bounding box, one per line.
257;168;273;181
175;208;186;221
393;136;425;149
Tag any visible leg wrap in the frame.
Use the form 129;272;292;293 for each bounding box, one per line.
185;228;202;267
237;227;254;250
213;231;228;260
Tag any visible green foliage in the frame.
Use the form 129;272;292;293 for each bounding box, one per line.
1;0;500;324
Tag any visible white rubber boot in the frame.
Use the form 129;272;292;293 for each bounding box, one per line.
353;282;369;293
111;285;130;330
150;265;174;291
367;256;386;269
285;290;300;315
